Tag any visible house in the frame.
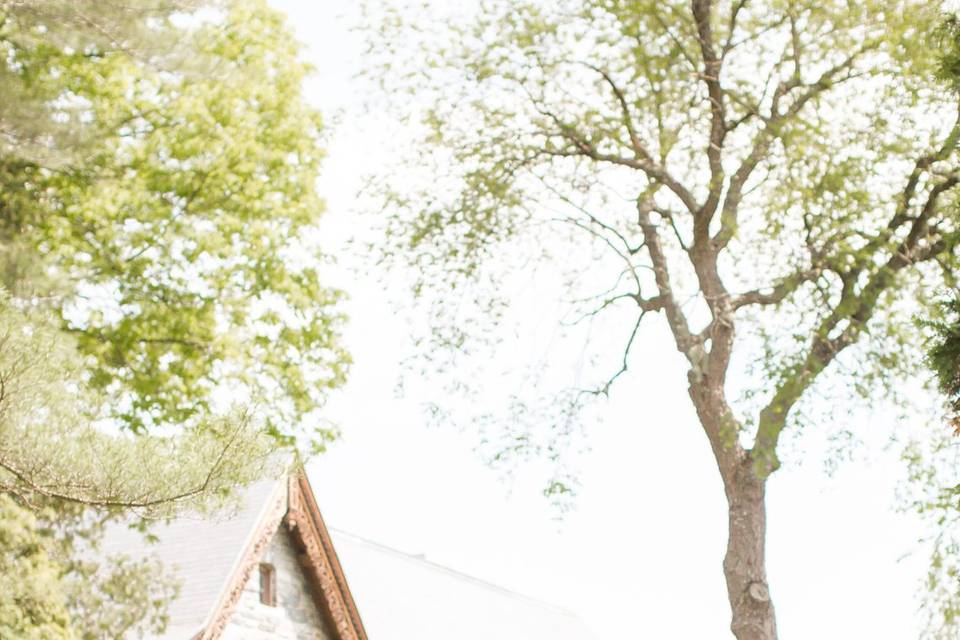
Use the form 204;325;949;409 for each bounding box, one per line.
102;469;365;640
102;466;595;640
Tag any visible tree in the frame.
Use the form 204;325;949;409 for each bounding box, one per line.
1;0;347;444
927;299;960;430
0;0;346;504
0;293;274;513
368;1;960;638
0;490;181;640
927;17;960;432
0;0;346;635
904;16;960;636
0;495;73;640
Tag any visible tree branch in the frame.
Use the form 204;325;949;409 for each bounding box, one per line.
539;139;700;213
691;0;727;228
715;41;881;249
750;169;960;475
0;415;250;512
731;267;822;310
583;309;647;398
578;62;647;163
720;0;749;59
636;198;699;364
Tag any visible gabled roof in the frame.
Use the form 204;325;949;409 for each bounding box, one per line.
103;466;595;640
101;467;367;640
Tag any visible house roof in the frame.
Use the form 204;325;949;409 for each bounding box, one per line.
102;468;595;640
100;468;367;640
328;529;596;640
101;476;284;639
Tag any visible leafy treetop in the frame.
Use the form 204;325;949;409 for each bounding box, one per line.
1;0;347;446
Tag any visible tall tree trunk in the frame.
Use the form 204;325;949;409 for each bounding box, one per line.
689;381;778;640
722;460;777;640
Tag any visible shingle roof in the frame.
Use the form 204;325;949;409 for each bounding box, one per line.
101;473;595;640
100;477;284;639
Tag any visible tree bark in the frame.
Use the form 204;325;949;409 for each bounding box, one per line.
722;460;777;640
689;380;778;640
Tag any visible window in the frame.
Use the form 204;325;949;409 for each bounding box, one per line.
259;563;277;607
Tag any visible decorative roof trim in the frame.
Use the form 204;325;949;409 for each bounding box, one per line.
198;478;288;640
194;467;368;640
285;471;368;640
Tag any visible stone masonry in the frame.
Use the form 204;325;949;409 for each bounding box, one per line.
221;526;334;640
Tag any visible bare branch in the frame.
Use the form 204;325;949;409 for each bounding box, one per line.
636;198;699;362
653;206;690;251
720;0;749;59
648;7;700;72
542;181;643;255
559;217;644;291
582;309;645;398
564;292;641;326
731;267;822;310
528;62;699;213
573;291;666;398
691;0;727;228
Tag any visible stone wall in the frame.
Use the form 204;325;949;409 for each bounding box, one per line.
221;526;334;640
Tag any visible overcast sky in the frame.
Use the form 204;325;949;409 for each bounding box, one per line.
270;2;937;637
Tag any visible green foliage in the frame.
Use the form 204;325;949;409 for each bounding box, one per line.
927;17;960;423
0;1;200;166
902;433;960;640
0;0;347;636
0;495;73;640
909;20;960;636
0;491;183;640
0;292;277;514
938;16;960;95
61;546;179;640
926;298;960;423
1;0;347;444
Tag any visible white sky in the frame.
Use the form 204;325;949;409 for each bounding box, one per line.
270;1;937;637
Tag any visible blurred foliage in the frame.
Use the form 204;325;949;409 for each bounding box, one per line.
0;292;278;515
0;0;344;636
0;495;73;639
0;0;347;441
938;15;960;95
926;298;960;430
911;16;960;638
